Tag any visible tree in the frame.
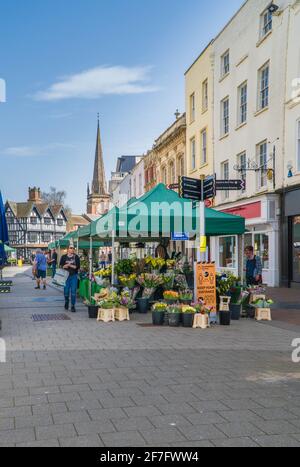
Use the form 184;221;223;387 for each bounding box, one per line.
42;187;72;228
41;187;67;206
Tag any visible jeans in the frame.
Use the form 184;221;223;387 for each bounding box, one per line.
52;264;57;279
64;274;78;306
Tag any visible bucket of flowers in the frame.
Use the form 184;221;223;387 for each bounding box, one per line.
179;290;193;305
136;273;163;313
251;298;274;321
152;302;168;326
162;273;175;291
119;274;137;290
181;305;196;328
163;290;179;305
167;304;182;327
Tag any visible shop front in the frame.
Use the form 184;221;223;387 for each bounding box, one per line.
210;195;280;287
281;186;300;287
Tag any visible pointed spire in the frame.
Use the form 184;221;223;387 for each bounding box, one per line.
92;115;107;195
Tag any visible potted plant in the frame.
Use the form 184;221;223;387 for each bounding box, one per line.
152;302;168;326
167;305;182;327
137;274;163;313
85;300;99;319
179;290;193;305
163;290;179;304
181;306;196;328
229;287;243;320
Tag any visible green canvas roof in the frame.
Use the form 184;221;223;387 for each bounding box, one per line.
4;245;16;253
78;184;245;241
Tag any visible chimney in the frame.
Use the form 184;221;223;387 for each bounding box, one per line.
28;187;42;203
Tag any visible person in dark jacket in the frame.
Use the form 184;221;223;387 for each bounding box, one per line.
60;246;80;312
245;246;263;285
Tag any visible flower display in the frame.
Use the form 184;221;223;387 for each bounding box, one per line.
94;266;112;278
152;302;168;312
181;306;196;314
163;290;179;301
119;274;137;289
145;257;166;271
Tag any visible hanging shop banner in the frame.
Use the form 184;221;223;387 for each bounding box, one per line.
196;262;217;312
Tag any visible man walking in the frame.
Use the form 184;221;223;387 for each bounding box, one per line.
245;246;263;286
50;249;58;279
34;249;47;290
60;246;80;313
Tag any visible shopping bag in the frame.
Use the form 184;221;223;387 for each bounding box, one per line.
52;269;69;287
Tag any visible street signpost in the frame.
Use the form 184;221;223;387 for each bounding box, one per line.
178;175;246;262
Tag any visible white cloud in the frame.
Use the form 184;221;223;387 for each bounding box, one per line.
0;143;75;157
34;65;159;101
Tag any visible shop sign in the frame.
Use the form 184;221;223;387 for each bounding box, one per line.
196;263;217;313
171;232;189;241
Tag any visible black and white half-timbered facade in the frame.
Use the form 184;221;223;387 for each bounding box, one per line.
5;188;68;260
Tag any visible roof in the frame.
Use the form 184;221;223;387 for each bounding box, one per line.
6;200;66;219
70;215;90;226
116;156;141;173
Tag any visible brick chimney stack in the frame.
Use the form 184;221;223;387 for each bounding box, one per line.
28;187;42;203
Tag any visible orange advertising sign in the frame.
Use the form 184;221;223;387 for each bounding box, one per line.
196;263;217;312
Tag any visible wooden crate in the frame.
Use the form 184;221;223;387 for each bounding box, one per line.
193;314;210;329
255;308;272;321
114;308;130;322
97;308;115;323
219;296;231;311
250;294;266;304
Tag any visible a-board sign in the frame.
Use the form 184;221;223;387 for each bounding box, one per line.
196;262;217;313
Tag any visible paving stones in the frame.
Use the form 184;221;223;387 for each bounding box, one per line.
1;269;300;447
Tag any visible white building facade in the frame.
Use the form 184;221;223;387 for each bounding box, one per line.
111;158;145;208
210;0;294;287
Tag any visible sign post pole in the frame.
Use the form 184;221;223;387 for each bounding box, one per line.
199;176;206;263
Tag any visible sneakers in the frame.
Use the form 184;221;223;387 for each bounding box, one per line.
71;306;76;313
64;301;69;311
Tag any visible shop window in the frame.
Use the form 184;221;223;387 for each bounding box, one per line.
219;236;237;269
297;119;300;172
292;216;300;283
254;233;269;269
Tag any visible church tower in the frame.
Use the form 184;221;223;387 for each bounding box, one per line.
87;116;111;216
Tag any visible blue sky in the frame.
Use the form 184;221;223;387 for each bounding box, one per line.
0;0;243;213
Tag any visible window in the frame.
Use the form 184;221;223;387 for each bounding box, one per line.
162;167;167;185
43;233;52;243
169;161;175;184
238;82;247;125
221;97;229;136
57;219;64;227
139;174;142;195
221;160;229;199
133;177;136;197
44;218;51;225
191;138;196;170
221;50;230;77
178;157;184;176
219;236;237;269
28;233;38;243
202;79;208;112
297;120;300;172
260;8;272;38
30;217;37;225
258;63;269;110
237;152;247;192
190;93;195;122
201;129;207;165
257;140;268;189
254;233;269;269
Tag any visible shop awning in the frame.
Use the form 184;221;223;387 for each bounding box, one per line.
77;184;245;241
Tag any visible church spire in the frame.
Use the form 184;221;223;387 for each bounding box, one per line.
92;115;107;195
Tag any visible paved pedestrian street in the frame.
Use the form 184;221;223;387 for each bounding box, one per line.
1;268;300;448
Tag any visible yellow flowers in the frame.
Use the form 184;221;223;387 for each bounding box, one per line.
94;266;112;278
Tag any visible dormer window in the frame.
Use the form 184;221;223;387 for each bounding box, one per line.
44;218;51;225
30;217;37;225
57;219;64;227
